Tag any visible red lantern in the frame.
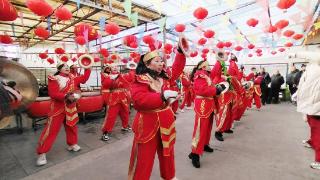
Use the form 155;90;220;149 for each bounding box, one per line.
26;0;53;17
216;41;224;49
34;26;50;40
247;18;259;27
55;47;65;54
256;49;262;53
190;51;198;57
257;53;263;57
293;34;303;40
47;58;54;64
123;35;138;47
278;48;286;52
234;46;243;51
201;53;207;59
130;42;138;49
193;7;208;20
175;24;185;32
60;55;69;62
268;26;278;33
99;48;109;58
283;30;295;37
165;55;171;60
277;0;296;10
248;44;255;49
275;20;289;29
55;6;72;21
198;38;207;45
71;57;77;62
164;43;173;51
0;34;13;44
39;52;48;59
204;30;215;38
93;57;99;62
0;0;18;21
224;41;232;48
248;54;253;57
74;23;98;41
75;36;86;45
143;35;155;44
271;51;277;55
202;48;209;54
110;54;118;61
105;22;120;35
285;42;293;47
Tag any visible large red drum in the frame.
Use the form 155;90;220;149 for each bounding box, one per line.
77;91;103;113
27;97;51;118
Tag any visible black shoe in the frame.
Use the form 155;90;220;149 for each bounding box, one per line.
121;127;132;132
188;153;200;168
224;129;233;134
215;132;224;141
101;132;110;141
204;145;214;153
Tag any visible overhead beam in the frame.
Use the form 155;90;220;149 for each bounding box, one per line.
15;0;70;39
26;8;101;49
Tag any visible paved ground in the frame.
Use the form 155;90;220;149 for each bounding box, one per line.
1;103;320;180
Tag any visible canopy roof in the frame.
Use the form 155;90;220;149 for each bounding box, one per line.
0;0;319;58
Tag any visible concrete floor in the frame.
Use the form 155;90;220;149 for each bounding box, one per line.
1;103;320;180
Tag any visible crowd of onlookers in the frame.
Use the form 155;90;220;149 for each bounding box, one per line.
252;64;306;105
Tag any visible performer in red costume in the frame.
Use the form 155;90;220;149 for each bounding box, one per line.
227;54;245;122
188;60;225;168
36;63;91;166
211;51;234;141
245;67;263;110
128;43;186;180
179;71;193;112
101;64;135;141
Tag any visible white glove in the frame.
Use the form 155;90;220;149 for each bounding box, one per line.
110;74;119;80
163;90;179;104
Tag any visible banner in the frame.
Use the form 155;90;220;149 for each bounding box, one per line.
76;0;81;9
130;12;138;27
123;0;132;19
157;17;167;32
99;17;106;32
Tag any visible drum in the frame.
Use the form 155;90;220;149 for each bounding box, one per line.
77;91;104;113
27;97;51;118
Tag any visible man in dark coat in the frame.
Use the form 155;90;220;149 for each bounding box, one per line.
259;68;271;105
270;70;285;104
287;65;299;96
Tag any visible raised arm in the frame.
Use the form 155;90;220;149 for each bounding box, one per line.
170;52;186;81
75;69;91;84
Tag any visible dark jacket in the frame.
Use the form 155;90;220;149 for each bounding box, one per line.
286;69;299;85
293;70;304;86
271;74;284;89
259;72;271;90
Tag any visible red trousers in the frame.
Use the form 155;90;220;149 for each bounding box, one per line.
192;114;213;155
102;103;129;133
216;103;233;132
307;115;320;162
129;131;175;180
180;91;192;109
253;93;261;109
171;101;179;113
37;113;77;154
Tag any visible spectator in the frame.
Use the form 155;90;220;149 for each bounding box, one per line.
293;64;306;88
259;68;271;105
287;65;300;96
270;70;284;104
